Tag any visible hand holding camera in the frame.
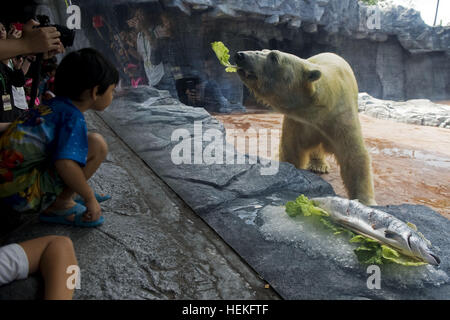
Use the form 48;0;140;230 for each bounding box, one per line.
21;19;64;56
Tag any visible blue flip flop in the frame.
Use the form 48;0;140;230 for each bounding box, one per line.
74;193;111;206
39;203;104;228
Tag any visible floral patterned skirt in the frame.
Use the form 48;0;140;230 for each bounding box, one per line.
0;105;65;213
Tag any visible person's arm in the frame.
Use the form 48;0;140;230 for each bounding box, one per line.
0;20;62;60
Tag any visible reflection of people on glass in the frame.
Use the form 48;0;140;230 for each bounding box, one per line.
185;57;246;113
125;63;145;88
128;9;164;88
150;13;178;98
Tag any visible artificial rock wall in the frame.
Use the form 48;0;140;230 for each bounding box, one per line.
42;0;449;104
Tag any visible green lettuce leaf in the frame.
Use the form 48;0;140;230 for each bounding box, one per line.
351;234;427;266
211;41;238;72
284;194;428;266
351;235;384;264
285;194;329;217
381;245;427;266
350;235;378;244
354;245;384;265
320;218;355;236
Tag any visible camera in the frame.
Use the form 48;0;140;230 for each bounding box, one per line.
36;14;75;48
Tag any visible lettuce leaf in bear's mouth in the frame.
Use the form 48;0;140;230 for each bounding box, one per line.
211;41;238;72
284;194;427;266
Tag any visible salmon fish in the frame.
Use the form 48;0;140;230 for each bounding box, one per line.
311;196;441;266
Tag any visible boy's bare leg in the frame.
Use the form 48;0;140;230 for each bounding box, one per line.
56;132;108;200
44;133;108;218
18;236;78;300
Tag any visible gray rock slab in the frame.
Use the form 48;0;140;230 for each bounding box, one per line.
94;88;449;299
358;92;450;128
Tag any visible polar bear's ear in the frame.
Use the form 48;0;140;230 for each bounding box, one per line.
268;51;280;64
307;70;321;82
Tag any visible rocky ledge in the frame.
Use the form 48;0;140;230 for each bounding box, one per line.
358;93;450;129
97;87;450;299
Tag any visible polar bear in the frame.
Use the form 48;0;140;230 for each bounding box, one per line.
235;49;376;205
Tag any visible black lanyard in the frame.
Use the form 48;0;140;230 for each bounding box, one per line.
0;72;6;95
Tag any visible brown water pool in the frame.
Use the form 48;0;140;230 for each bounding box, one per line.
214;112;450;219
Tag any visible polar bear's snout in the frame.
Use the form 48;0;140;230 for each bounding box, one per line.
235;51;258;81
235;51;255;69
235;51;246;63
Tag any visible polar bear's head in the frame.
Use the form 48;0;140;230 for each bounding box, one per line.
234;49;321;111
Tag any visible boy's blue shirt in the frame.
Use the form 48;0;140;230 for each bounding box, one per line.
45;96;88;167
0;96;88;212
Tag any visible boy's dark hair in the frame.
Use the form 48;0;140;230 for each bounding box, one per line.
55;48;119;100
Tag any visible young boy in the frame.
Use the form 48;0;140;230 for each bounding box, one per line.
0;48;118;226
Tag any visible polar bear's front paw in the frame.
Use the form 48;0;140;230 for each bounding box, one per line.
307;159;329;174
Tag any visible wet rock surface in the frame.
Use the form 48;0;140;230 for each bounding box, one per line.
80;87;450;299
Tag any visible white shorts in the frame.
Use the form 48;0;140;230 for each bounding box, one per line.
0;243;29;286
